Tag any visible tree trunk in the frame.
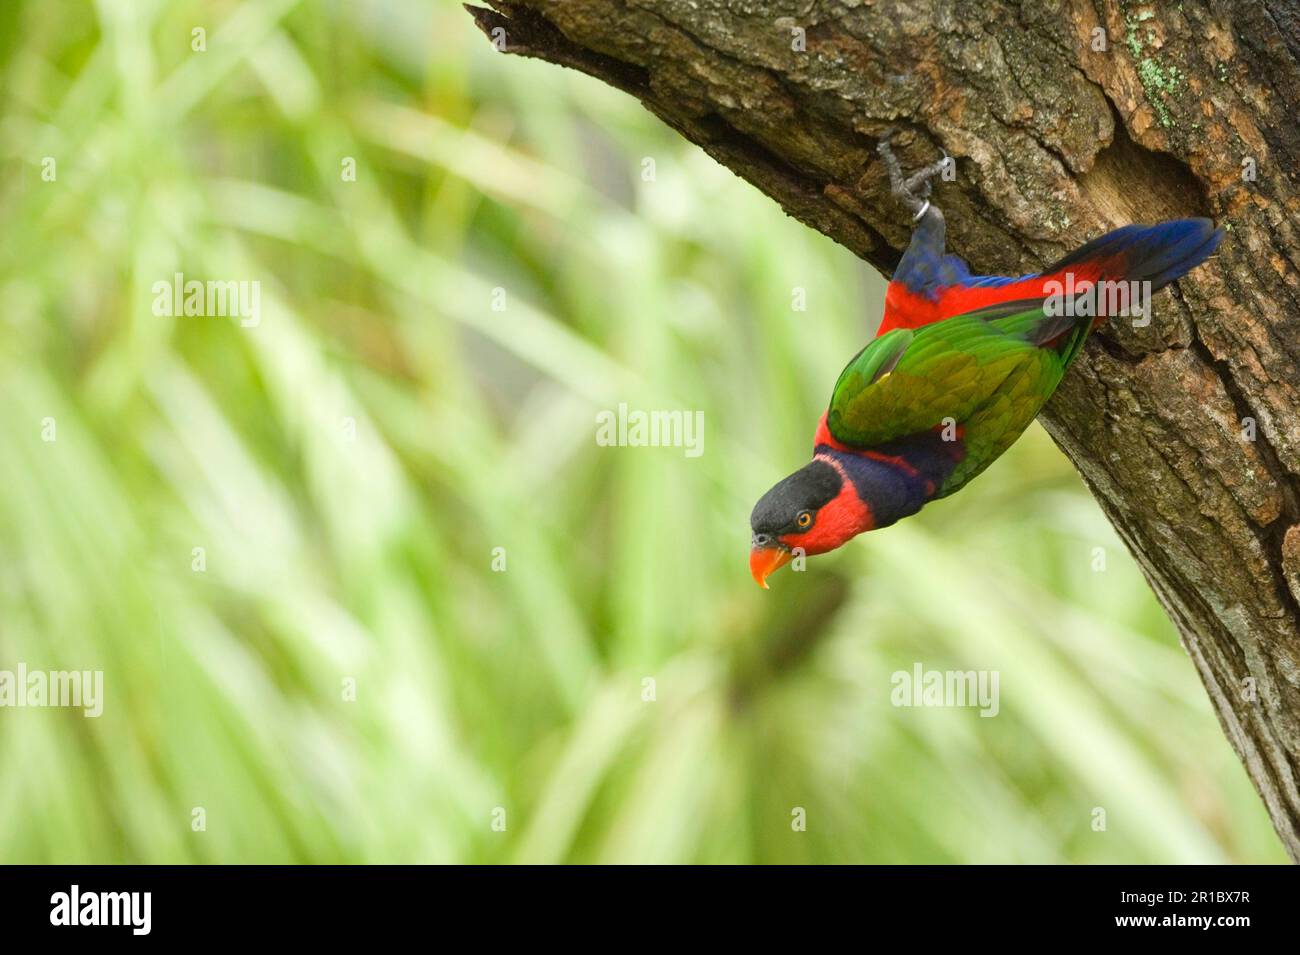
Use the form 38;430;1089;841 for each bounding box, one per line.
466;0;1300;858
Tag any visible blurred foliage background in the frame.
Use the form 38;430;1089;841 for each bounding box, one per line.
0;0;1285;863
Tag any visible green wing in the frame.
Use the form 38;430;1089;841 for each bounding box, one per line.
827;306;1089;496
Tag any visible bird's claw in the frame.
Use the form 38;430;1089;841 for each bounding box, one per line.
877;128;949;219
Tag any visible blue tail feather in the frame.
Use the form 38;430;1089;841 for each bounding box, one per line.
1043;218;1223;291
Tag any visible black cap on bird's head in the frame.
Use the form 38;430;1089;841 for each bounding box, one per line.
749;459;845;588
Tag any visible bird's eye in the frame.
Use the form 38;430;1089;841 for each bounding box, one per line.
796;511;813;529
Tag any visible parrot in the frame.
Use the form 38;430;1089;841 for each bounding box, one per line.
749;132;1223;588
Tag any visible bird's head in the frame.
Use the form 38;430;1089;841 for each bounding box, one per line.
749;457;872;588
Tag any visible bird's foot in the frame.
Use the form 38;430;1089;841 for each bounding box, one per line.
877;128;950;221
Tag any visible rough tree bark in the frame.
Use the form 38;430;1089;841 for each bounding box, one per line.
466;0;1300;858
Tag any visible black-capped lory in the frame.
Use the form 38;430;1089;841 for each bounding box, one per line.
749;133;1223;588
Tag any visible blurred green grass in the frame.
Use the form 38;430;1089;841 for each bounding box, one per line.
0;0;1284;863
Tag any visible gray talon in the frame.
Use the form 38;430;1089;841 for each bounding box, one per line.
877;129;949;219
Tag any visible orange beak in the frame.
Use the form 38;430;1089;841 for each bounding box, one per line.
749;546;792;589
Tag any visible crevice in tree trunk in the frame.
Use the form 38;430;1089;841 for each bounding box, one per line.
1079;107;1212;222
